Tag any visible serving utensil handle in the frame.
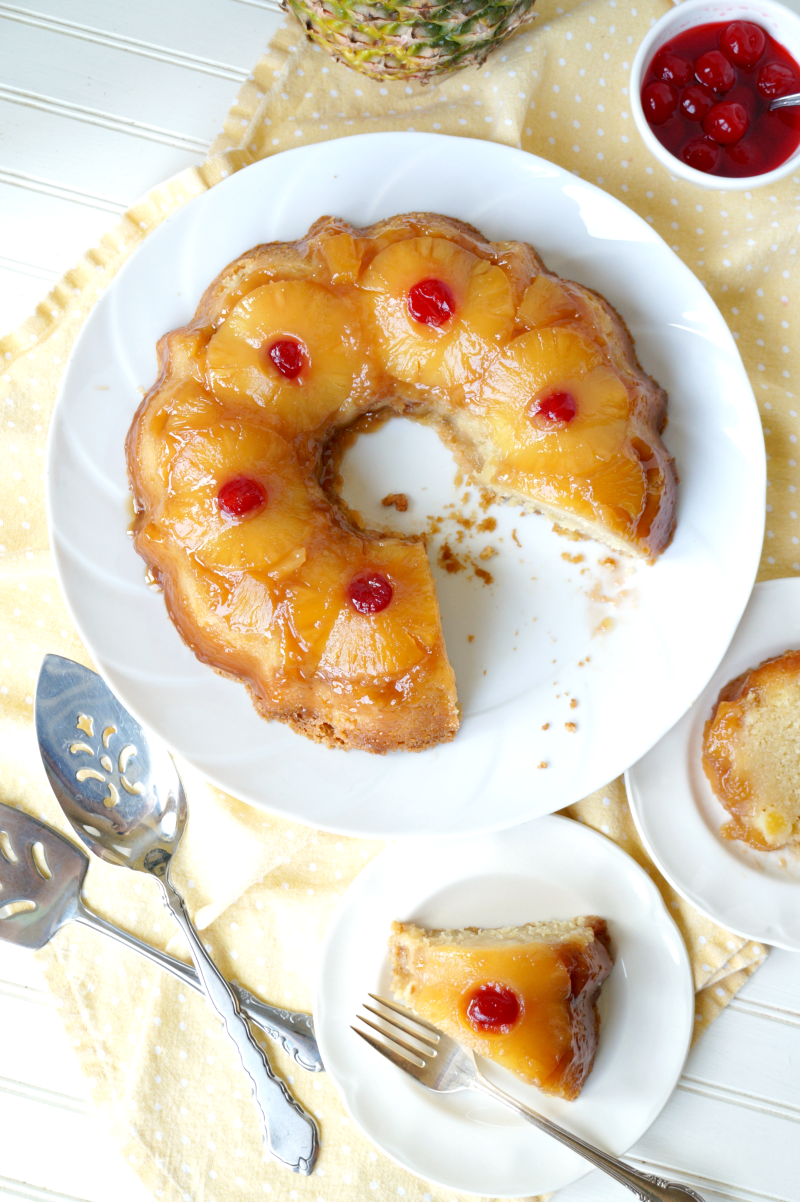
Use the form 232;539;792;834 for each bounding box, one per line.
474;1075;705;1202
73;898;323;1072
160;877;319;1175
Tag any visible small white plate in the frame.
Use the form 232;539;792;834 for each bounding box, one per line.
627;579;800;952
314;816;693;1197
46;131;765;836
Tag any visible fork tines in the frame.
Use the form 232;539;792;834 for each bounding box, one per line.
352;994;439;1072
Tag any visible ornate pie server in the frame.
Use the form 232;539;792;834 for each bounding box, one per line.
34;653;319;1175
0;800;322;1071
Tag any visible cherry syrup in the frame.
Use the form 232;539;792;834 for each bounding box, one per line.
217;477;267;519
407;278;456;327
642;21;800;177
465;983;521;1033
267;338;305;379
347;572;393;615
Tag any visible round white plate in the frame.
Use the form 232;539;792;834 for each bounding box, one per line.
46;132;764;837
627;578;800;951
314;815;694;1197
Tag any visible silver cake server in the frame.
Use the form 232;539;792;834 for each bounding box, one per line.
0;800;322;1072
35;653;318;1175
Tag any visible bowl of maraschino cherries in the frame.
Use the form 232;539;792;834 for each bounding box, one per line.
632;0;800;188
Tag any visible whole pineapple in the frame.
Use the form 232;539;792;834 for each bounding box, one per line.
283;0;538;82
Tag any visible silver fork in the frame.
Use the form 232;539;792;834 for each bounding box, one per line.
354;995;705;1202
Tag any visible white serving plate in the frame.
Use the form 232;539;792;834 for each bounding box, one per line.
314;815;694;1197
627;578;800;951
46;131;764;837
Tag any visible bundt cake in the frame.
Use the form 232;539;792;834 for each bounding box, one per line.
126;212;677;754
702;650;800;851
388;916;613;1099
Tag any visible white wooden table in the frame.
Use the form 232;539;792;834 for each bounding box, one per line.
1;4;799;1199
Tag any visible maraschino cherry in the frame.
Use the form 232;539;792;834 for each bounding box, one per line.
217;477;267;518
703;101;749;144
533;391;578;424
720;21;766;70
407;278;456;327
267;338;305;379
695;50;735;93
465;983;521;1032
642;80;679;124
347;572;393;614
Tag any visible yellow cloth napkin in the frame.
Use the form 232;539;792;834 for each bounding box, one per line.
2;0;797;1197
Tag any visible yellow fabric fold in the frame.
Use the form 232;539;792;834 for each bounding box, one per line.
2;0;797;1197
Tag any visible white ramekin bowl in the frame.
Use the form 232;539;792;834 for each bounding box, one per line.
631;0;800;189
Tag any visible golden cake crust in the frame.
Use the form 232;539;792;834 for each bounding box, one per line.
702;650;800;850
389;916;613;1100
126;212;676;753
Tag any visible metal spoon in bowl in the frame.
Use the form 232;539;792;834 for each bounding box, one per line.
769;92;800;109
0;800;323;1072
35;653;318;1176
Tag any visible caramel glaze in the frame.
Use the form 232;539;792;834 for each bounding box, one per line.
126;212;677;753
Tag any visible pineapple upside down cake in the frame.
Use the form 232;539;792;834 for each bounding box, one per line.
126;212;677;754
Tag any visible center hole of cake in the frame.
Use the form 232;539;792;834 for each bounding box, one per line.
531;391;577;424
465;983;521;1032
267;337;305;379
407;278;456;327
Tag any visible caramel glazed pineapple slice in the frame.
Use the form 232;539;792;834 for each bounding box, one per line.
126;212;677;754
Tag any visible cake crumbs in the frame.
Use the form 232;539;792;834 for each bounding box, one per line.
541;722;550;731
570;698;578;709
474;565;494;585
438;541;465;574
565;722;577;733
477;516;497;533
479;546;496;560
552;523;586;542
537;761;548;769
381;492;408;512
512;528;521;547
599;557;617;568
468;635;474;643
561;552;584;564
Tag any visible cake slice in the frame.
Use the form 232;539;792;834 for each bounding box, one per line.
702;649;800;850
389;917;613;1100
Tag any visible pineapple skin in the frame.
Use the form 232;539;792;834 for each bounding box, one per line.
283;0;538;82
127;210;676;754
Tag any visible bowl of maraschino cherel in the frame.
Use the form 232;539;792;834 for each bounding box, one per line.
632;0;800;188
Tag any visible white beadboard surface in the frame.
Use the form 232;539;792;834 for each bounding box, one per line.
2;3;800;1200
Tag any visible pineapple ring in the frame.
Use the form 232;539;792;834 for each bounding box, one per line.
205;281;372;431
478;328;633;475
359;237;515;390
160;419;315;572
286;539;441;680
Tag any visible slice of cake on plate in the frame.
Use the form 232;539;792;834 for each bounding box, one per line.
389;916;613;1100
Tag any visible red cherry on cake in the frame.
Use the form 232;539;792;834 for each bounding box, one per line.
642;80;679;124
703;101;749;144
465;983;521;1032
682;136;721;173
267;338;305;379
407;278;456;327
534;391;578;423
681;83;715;121
651;49;694;86
348;572;393;614
720;21;766;70
217;477;267;518
695;50;736;93
758;60;798;98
